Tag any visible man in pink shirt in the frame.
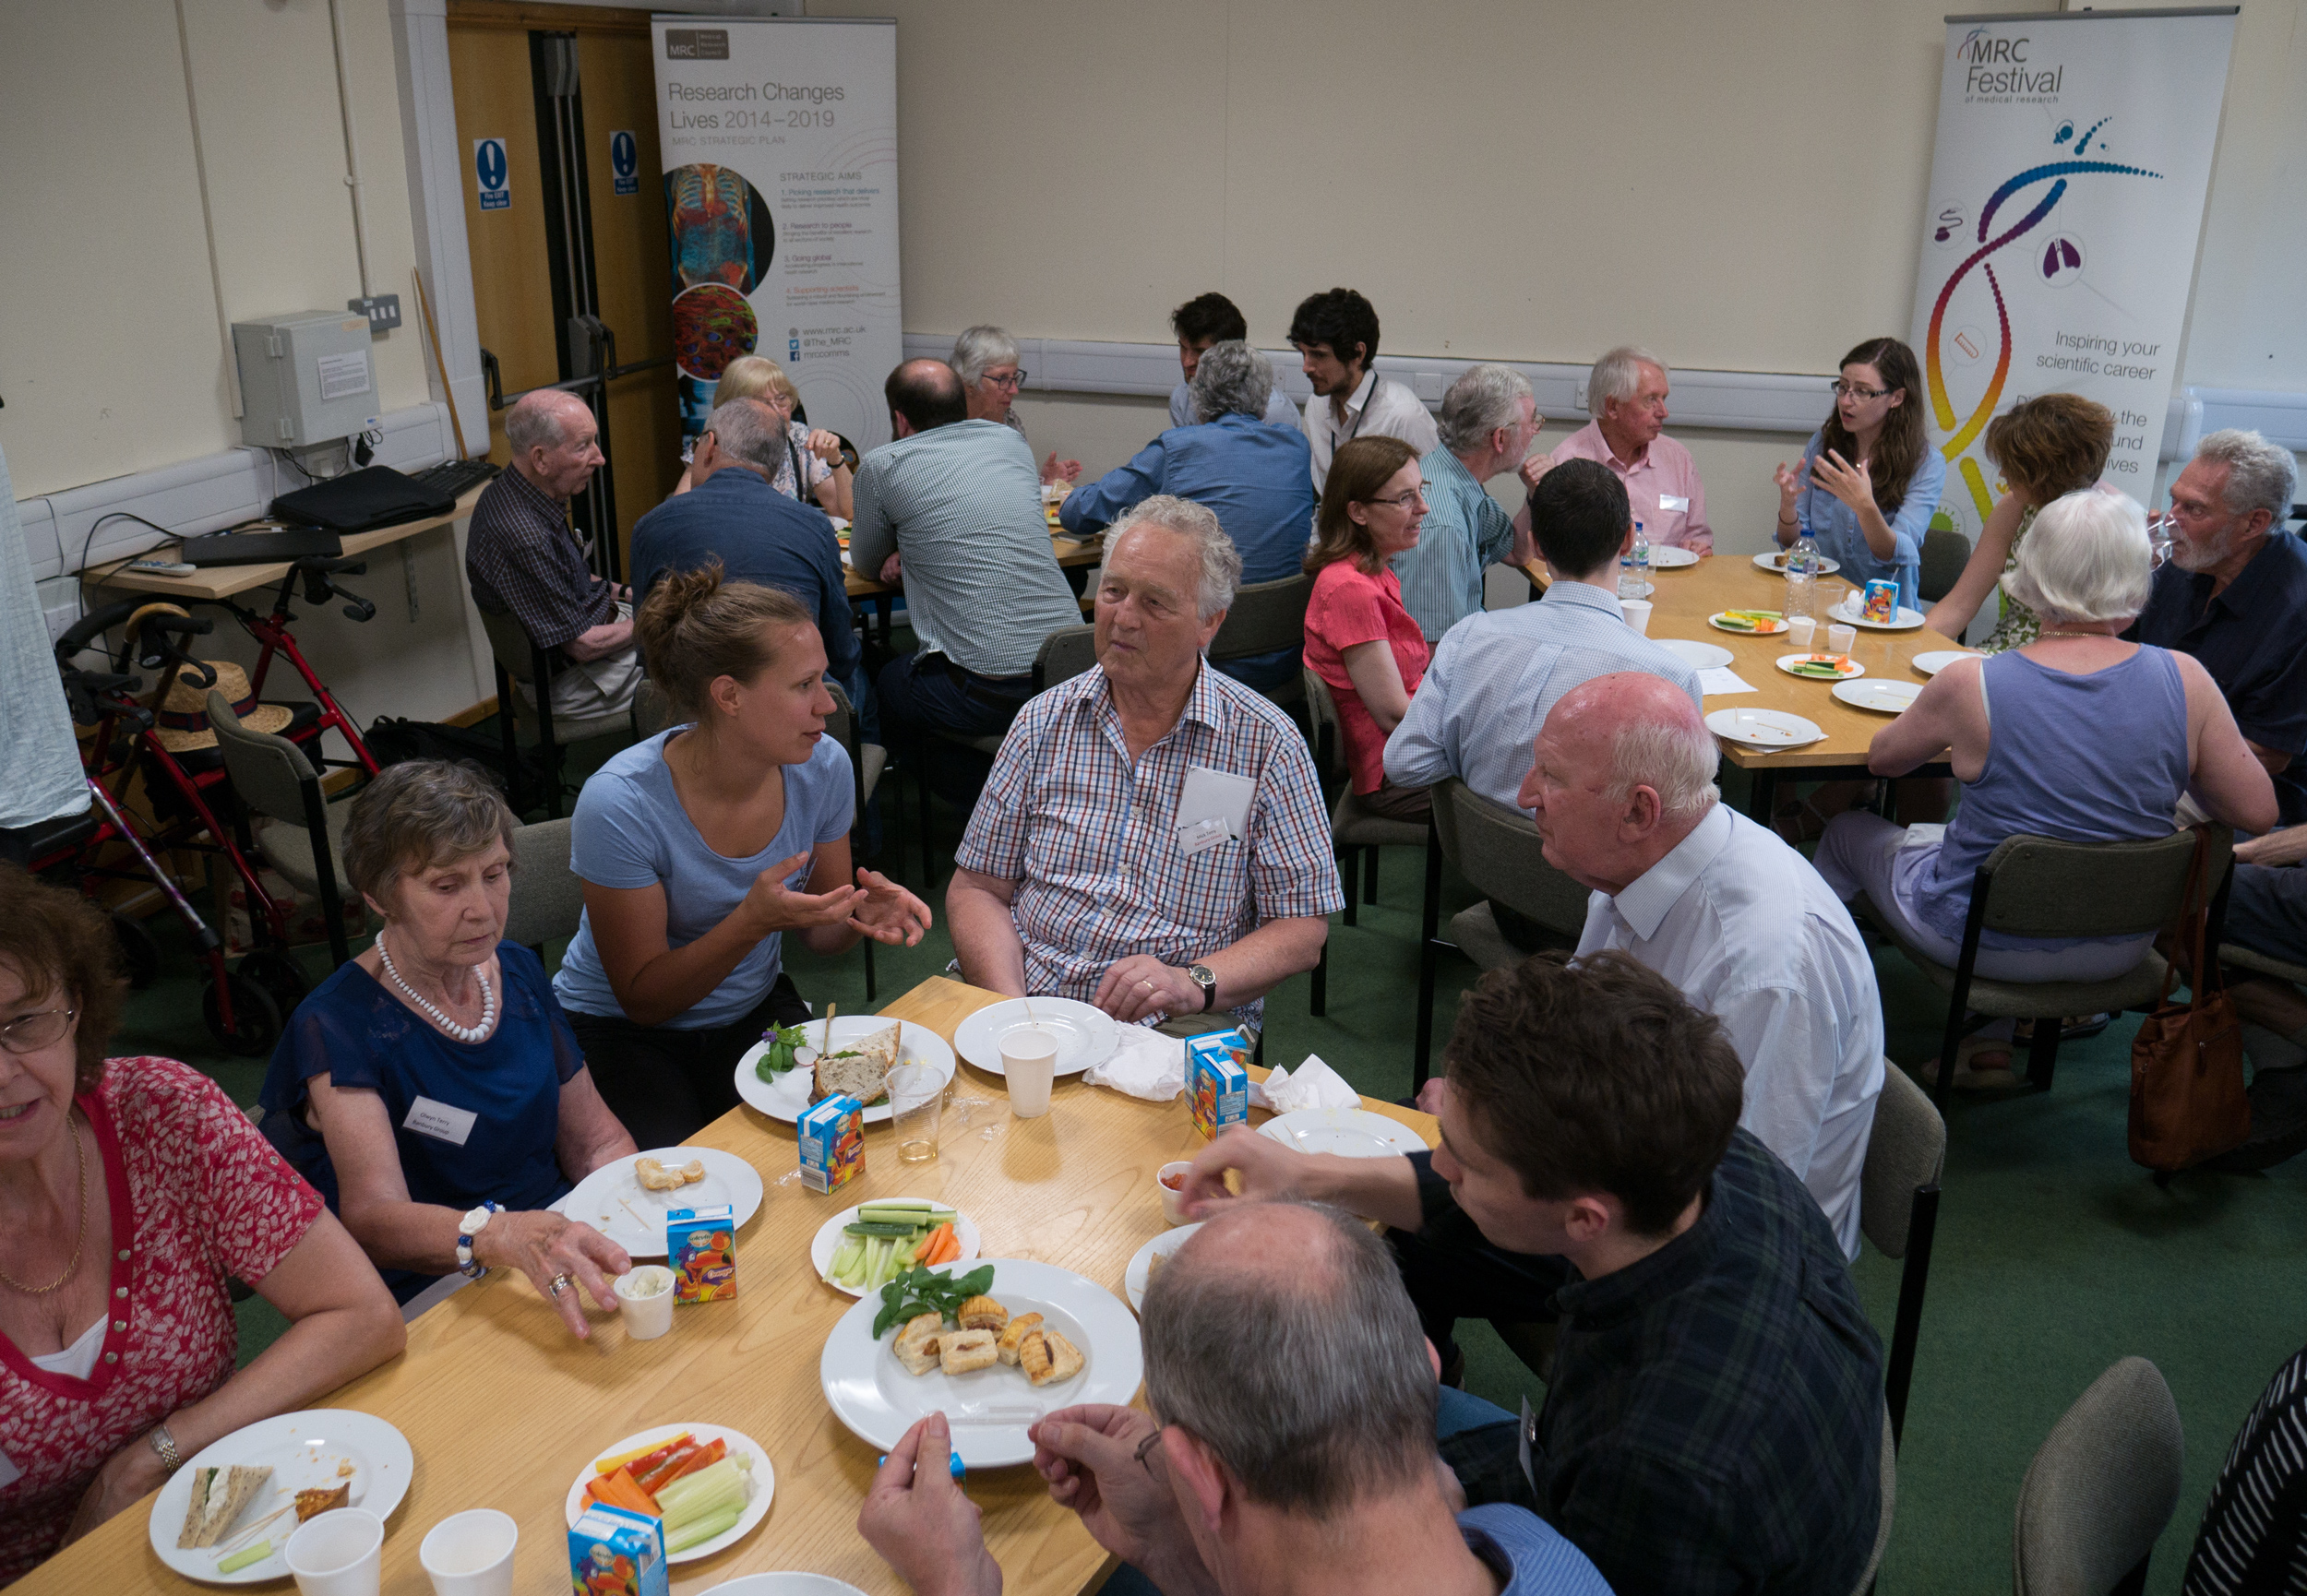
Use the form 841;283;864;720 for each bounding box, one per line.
1549;346;1713;554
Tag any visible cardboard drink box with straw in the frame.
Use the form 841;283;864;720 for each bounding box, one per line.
1187;1030;1250;1139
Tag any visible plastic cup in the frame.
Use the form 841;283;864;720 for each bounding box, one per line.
1827;623;1857;656
613;1264;675;1340
284;1507;384;1596
1156;1161;1193;1225
888;1064;946;1161
1620;599;1653;636
1787;615;1817;649
1003;1029;1058;1118
419;1509;517;1596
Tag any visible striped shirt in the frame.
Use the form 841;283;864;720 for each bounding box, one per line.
1383;580;1703;811
955;662;1344;1027
847;420;1083;677
1394;443;1517;642
2184;1343;2307;1595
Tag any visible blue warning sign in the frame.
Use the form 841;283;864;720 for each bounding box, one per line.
473;138;509;210
610;131;639;197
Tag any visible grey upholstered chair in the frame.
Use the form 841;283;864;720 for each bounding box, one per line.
205;687;355;968
1301;668;1427;1017
1863;1063;1946;1451
502;818;584;953
1919;525;1972;603
474;602;634;818
2013;1357;2183;1596
1208;572;1314;711
914;624;1097;885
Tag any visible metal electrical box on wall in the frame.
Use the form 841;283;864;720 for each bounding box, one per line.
230;311;382;448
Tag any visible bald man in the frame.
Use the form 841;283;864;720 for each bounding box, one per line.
465;389;640;719
1518;673;1883;1258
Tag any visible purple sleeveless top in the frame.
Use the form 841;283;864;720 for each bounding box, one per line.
1912;647;2189;947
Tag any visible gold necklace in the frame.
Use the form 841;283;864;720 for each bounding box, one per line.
0;1110;88;1296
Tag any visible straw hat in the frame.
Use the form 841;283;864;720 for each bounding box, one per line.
152;660;293;752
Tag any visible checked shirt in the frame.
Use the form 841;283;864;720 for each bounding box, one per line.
464;465;615;651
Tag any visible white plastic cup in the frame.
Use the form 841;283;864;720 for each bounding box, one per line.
419;1509;517;1596
1003;1028;1058;1118
1787;615;1817;649
614;1265;675;1340
284;1507;384;1596
1827;623;1858;656
1620;599;1653;636
1156;1161;1193;1225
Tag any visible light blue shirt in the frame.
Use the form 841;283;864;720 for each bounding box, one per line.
1384;581;1703;810
1792;430;1946;613
1168;378;1302;432
1393;444;1516;642
1458;1504;1617;1596
1058;411;1315;583
554;729;855;1029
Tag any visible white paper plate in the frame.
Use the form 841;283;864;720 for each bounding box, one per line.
1773;652;1865;681
1707;612;1788;636
811;1202;982;1297
1826;598;1928;631
1257;1107;1424;1158
1704;708;1826;748
1657;637;1734;671
702;1578;871;1596
562;1423;773;1565
820;1258;1143;1468
953;997;1121;1078
1752;550;1842;575
1125;1223;1201;1314
1646;545;1701;568
147;1410;412;1585
1912;649;1982;676
1834;679;1924;713
553;1146;764;1259
735;1017;957;1125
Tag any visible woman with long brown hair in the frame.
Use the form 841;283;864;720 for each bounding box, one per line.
1772;337;1946;611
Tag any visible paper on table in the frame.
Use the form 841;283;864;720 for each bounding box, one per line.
1249;1054;1361;1114
1697;668;1756;697
1083;1026;1186;1102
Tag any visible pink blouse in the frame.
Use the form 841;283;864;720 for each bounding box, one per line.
1304;561;1431;794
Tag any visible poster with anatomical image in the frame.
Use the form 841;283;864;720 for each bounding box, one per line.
652;17;902;455
1906;8;2236;540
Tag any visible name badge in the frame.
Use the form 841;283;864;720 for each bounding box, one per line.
403;1095;478;1147
1176;815;1232;857
1519;1395;1537;1497
1657;494;1690;514
0;1448;20;1489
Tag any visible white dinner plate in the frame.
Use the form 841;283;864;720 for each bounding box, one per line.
702;1578;872;1596
953;998;1121;1078
1834;679;1924;713
1125;1223;1201;1314
1751;550;1843;575
1826;598;1928;631
1911;649;1982;676
735;1017;958;1125
553;1146;764;1258
1646;545;1701;568
1703;708;1826;748
820;1258;1144;1468
1773;652;1865;681
1657;637;1734;671
1707;612;1788;636
563;1423;774;1565
1258;1107;1425;1158
1616;581;1656;598
148;1410;412;1585
811;1201;983;1297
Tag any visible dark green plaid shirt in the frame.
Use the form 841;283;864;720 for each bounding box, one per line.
1529;1129;1883;1595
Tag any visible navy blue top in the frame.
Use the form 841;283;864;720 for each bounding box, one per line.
628;466;861;686
2132;530;2307;825
257;942;582;1301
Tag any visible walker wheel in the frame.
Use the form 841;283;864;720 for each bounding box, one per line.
203;974;281;1057
110;911;161;990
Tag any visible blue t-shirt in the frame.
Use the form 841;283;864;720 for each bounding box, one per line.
1459;1504;1616;1595
257;942;580;1301
554;728;855;1028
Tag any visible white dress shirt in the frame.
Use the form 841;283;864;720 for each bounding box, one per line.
1302;369;1440;488
1575;804;1884;1258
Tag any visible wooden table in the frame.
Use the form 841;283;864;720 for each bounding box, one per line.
79;488;489;605
21;978;1436;1596
843;531;1106;601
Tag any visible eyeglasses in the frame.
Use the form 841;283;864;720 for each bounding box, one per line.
1361;487;1428;511
0;1007;76;1056
983;369;1027;391
1830;380;1893;401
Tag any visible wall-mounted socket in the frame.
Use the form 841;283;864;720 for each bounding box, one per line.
351;294;402;333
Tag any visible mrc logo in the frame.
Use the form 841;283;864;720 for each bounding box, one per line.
1957;27;2029;63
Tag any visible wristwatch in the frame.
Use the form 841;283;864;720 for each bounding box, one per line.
147;1422;183;1474
1187;965;1218;1012
455;1201;502;1280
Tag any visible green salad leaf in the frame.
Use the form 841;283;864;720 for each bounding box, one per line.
872;1262;997;1340
756;1023;810;1080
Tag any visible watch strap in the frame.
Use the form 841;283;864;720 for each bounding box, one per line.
148;1423;183;1474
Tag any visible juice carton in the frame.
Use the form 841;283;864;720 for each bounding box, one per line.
1186;1030;1250;1140
1861;578;1898;625
666;1204;736;1304
797;1093;865;1195
568;1501;668;1596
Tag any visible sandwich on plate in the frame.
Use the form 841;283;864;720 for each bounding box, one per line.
177;1464;273;1548
813;1022;902;1107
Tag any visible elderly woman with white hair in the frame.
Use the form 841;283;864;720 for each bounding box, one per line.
950;324;1080;485
1813;487;2278;1086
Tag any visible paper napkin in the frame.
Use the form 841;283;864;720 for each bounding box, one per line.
1250;1054;1361;1114
1697;667;1756;697
1084;1026;1187;1102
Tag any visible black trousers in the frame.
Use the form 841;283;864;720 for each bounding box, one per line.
568;974;812;1148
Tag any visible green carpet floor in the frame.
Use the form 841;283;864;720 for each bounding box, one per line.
107;735;2307;1595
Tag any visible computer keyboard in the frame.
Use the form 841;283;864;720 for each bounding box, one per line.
404;458;501;499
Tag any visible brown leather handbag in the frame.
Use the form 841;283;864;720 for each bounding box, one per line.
2129;831;2251;1171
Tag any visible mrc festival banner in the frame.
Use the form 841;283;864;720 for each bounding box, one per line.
1907;7;2236;535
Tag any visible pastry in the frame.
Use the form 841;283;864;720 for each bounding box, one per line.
1037;1329;1085;1386
938;1328;998;1375
294;1483;350;1522
956;1294;1009;1331
996;1312;1044;1365
894;1312;944;1376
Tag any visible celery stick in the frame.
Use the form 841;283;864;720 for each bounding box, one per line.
829;1236;862;1277
665;1503;744;1553
217;1542;271;1574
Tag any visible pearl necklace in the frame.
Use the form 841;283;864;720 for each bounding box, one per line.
376;932;496;1042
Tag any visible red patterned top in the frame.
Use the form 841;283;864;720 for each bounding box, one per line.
0;1057;324;1585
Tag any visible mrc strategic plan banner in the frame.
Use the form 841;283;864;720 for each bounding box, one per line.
651;17;902;455
1906;7;2236;536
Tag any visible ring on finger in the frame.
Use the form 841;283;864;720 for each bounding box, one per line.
549;1272;574;1298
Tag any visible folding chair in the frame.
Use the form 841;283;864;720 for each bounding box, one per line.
1208;572;1313;712
204;687;356;970
503;817;584;956
2013;1358;2182;1596
475;603;634;818
1863;1064;1944;1451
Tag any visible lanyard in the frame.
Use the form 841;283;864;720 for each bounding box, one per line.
1335;372;1378;446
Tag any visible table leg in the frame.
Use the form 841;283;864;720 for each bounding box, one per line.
1747;765;1779;826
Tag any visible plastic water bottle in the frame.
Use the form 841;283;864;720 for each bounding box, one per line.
1619;530;1642;599
1632;520;1652;592
1784;530;1821;621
